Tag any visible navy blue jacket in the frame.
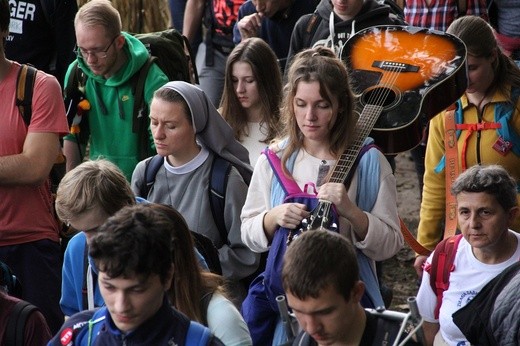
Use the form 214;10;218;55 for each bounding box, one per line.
48;298;224;345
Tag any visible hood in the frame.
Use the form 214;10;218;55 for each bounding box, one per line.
78;32;149;87
318;0;400;28
162;81;253;175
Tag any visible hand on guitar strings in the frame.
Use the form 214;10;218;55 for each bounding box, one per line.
263;203;310;240
317;182;369;240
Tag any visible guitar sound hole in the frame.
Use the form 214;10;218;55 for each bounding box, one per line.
361;87;399;109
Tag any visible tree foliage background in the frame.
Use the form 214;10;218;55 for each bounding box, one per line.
77;0;171;33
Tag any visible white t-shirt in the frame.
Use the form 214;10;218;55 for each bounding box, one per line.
241;121;268;167
416;231;520;345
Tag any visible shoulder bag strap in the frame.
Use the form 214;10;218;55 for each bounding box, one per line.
444;109;460;239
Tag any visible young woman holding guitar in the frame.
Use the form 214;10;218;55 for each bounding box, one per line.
239;46;403;345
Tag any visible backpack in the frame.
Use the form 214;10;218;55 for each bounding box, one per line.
63;28;197;161
1;261;39;346
140;154;264;288
4;301;39;346
85;307;213;346
16;64;67;195
203;0;242;61
424;233;464;319
15;64;74;249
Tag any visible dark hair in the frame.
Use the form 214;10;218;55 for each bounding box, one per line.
220;37;282;144
447;16;520;106
279;47;356;174
90;204;173;284
282;230;359;301
451;164;518;212
0;0;9;33
149;204;225;324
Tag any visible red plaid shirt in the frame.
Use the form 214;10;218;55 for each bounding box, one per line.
404;0;488;32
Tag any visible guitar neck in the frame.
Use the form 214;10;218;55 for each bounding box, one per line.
329;104;383;184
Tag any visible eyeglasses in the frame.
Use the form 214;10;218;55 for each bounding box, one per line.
75;36;118;60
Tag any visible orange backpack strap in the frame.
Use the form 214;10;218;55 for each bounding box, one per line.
425;234;463;319
400;218;431;256
444;109;460;239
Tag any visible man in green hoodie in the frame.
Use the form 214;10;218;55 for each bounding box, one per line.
63;0;169;180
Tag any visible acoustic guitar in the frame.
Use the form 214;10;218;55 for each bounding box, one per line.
340;25;468;154
302;25;467;233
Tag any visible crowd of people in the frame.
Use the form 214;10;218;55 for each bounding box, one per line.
1;0;520;345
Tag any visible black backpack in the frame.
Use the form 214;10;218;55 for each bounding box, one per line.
15;64;74;252
4;301;39;346
16;64;66;195
63;28;197;161
1;260;39;346
140;154;246;248
139;154;265;289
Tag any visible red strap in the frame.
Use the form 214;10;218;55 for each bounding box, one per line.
430;234;463;319
455;122;502;170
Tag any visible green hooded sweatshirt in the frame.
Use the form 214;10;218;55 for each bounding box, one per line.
64;32;169;180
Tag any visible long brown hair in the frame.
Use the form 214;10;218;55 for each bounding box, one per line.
220;37;282;144
150;204;226;324
447;15;520;105
278;46;357;174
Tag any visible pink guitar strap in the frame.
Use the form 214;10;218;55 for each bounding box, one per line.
263;148;303;196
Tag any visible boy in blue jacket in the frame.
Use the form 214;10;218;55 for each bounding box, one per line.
49;204;223;346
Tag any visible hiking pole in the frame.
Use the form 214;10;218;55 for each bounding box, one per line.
276;295;296;345
407;296;426;346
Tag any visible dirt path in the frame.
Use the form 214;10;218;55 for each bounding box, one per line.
383;152;422;311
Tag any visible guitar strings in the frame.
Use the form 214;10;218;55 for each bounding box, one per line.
329;63;401;184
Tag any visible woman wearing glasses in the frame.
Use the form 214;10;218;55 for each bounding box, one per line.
62;0;168;181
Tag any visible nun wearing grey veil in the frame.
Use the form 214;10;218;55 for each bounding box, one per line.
131;81;260;304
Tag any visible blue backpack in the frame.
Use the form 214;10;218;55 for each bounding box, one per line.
85;307;212;346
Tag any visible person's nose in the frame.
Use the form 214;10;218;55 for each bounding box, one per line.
236;80;246;94
152;124;166;139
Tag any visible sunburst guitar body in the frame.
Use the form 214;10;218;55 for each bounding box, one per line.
340;25;468;154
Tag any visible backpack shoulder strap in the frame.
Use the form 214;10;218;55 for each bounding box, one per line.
16;64;38;127
262;148;302;196
428;233;463;319
5;300;39;346
209;156;232;246
86;308;107;345
186;321;212;346
132;56;156;160
82;241;89;310
141;154;164;198
304;11;321;48
132;56;155;132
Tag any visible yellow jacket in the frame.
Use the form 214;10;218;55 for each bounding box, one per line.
418;88;520;251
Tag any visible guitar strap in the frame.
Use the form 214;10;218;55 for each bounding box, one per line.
444;108;460;239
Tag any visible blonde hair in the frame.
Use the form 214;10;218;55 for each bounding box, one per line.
75;0;122;39
55;160;135;222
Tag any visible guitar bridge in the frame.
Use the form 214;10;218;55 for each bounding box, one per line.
373;60;419;73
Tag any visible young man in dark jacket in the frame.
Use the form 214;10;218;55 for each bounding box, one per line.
286;0;405;69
